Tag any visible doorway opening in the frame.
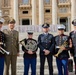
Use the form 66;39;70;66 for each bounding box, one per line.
22;19;30;25
60;17;68;31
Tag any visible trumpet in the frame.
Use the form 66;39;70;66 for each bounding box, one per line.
0;46;10;55
54;41;68;57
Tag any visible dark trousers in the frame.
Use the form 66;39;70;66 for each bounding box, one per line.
24;57;36;75
0;57;4;75
56;58;68;75
74;57;76;73
40;54;53;75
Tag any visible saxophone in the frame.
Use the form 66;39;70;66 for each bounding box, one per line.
54;41;68;57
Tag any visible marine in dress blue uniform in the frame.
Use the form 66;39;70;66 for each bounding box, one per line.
69;19;76;74
0;18;6;75
38;23;54;75
22;31;38;75
54;25;72;75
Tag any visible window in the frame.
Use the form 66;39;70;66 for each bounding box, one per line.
23;0;29;4
45;9;50;13
59;7;68;13
22;11;28;14
44;0;50;4
59;0;67;3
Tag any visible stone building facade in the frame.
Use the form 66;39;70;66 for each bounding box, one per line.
0;0;76;31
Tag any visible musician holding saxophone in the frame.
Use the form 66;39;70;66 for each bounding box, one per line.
0;18;6;75
54;25;72;75
21;31;38;75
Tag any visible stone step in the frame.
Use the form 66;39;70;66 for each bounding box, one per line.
14;54;74;75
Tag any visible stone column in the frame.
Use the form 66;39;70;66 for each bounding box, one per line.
30;19;32;25
20;19;22;25
0;0;1;10
71;0;76;30
68;16;71;31
0;10;2;17
58;17;60;24
14;0;19;25
39;0;44;25
0;0;2;17
52;0;57;25
32;0;37;25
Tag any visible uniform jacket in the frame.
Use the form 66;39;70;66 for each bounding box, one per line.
54;34;70;59
22;38;38;58
0;31;6;57
3;29;19;55
38;33;55;55
69;31;76;56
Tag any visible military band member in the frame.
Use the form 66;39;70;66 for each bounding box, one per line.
22;31;38;75
54;25;72;75
0;18;6;75
69;19;76;74
3;18;19;75
38;23;54;75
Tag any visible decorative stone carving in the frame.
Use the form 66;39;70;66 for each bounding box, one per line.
4;0;8;7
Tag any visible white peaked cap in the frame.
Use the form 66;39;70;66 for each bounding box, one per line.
57;24;65;30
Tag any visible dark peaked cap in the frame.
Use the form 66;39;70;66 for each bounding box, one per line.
72;19;76;26
42;23;50;28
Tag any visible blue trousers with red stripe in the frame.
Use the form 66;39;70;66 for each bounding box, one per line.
24;57;36;75
56;58;68;75
0;57;4;75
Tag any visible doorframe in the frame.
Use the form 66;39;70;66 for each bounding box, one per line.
59;17;69;31
20;18;32;25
